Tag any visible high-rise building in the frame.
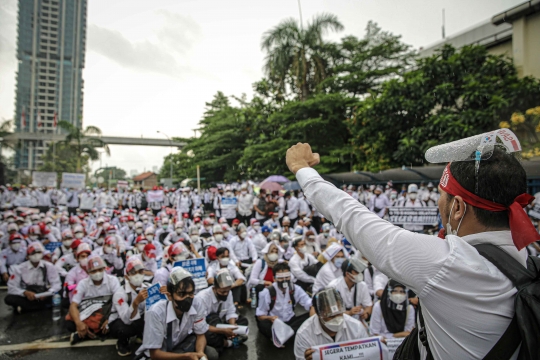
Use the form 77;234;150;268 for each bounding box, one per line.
14;0;87;170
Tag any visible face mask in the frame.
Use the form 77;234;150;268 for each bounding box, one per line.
349;272;363;283
103;246;113;254
136;229;143;234
75;232;83;239
223;232;229;238
176;228;183;234
391;194;397;200
267;253;279;262
190;235;199;243
334;258;345;269
299;246;307;254
129;273;144;287
63;240;73;248
162;225;168;230
219;257;230;267
96;238;104;245
390;293;407;305
446;199;466;236
239;232;246;240
241;191;247;195
173;253;189;262
29;235;38;241
32;220;39;225
214;234;223;242
7;218;14;223
409;193;417;200
29;253;43;263
281;243;289;250
277;280;289;290
90;271;104;282
137;244;145;252
174;296;193;313
253;225;261;231
79;257;89;268
323;315;344;332
215;290;229;302
146;235;154;241
11;243;21;252
128;221;134;227
232;225;238;230
143;220;148;224
145;256;156;264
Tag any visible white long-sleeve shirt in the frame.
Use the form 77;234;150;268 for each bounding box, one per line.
255;282;312;322
297;167;525;360
7;260;62;296
228;237;257;262
312;260;341;294
289;252;317;284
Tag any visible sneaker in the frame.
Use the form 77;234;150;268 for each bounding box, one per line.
70;332;82;346
237;335;248;345
116;340;131;357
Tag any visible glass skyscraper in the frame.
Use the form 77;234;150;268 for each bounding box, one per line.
14;0;87;170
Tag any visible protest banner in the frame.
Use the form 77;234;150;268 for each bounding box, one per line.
145;283;167;311
117;180;128;191
528;204;540;220
311;336;387;360
146;190;164;203
32;171;57;188
61;173;86;189
386;338;405;357
388;206;439;225
173;258;208;291
44;242;62;253
221;197;238;208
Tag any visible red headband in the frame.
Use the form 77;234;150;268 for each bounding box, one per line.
440;164;538;250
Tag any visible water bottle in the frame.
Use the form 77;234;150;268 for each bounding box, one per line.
52;293;61;321
251;288;257;309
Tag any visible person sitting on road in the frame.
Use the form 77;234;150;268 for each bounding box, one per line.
63;242;91;305
0;233;26;283
312;243;346;293
134;267;218;360
248;242;283;300
5;241;61;314
255;262;312;343
196;269;249;354
289;237;318;293
294;288;370;360
207;247;246;307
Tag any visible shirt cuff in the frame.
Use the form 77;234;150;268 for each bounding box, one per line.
296;167;321;189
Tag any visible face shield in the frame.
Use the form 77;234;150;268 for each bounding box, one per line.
315;288;346;320
214;269;234;289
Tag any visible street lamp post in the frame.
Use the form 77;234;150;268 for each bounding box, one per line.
157;131;173;180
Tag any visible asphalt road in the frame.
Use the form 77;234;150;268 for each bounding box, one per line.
0;290;300;360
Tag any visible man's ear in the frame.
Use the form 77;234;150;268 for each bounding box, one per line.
453;196;467;221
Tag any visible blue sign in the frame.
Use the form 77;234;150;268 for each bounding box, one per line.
145;283;167;311
45;242;62;253
173;258;208;291
221;197;237;207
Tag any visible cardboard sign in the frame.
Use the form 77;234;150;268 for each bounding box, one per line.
61;173;86;189
386;338;405;357
312;337;387;360
32;172;57;187
44;242;62;253
388;206;439;225
145;283;167;311
147;190;164;203
173;258;208;291
528;204;540;220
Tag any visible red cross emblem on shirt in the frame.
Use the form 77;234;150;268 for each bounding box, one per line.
118;298;124;306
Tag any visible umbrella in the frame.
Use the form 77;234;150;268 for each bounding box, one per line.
262;175;290;183
259;181;284;192
283;181;301;191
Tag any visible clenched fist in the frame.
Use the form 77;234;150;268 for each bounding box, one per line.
286;143;320;174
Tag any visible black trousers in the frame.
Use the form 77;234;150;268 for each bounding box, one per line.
256;313;309;341
68;207;77;215
237;214;251;226
205;313;249;352
294;280;313;295
232;285;247;304
5;294;51;312
108;318;145;343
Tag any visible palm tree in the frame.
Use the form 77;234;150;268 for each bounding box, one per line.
261;13;343;101
57;120;110;172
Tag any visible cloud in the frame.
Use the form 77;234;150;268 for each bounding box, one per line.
155;10;202;54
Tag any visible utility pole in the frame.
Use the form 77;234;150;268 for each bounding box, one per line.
442;9;446;39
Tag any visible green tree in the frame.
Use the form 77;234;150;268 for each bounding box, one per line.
262;13;343;101
95;167;127;182
39;142;90;182
349;45;540;171
160;151;198;183
57;120;110;172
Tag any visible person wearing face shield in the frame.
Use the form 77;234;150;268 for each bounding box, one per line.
0;233;26;283
135;267;218;360
396;184;427;234
312;243;347;294
370;279;415;339
255;262;312;343
294;288;370;360
328;258;373;321
5;241;61;314
207;247;246;307
196;269;249;354
109;258;148;356
67;255;121;345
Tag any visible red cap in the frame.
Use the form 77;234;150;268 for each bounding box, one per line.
183;213;189;219
9;233;23;243
144;244;157;258
70;239;82;250
135;235;148;244
207;246;217;261
232;219;240;225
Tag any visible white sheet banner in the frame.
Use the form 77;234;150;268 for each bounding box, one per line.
61;173;85;189
388;206;439;225
146;190;164;203
32;172;57;187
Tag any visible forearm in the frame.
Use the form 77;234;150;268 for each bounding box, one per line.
195;334;206;354
69;303;82;324
150;349;194;360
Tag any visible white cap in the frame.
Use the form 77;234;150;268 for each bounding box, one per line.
407;184;418;193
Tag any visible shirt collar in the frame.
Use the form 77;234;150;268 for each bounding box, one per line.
313;314;349;337
28;260;45;269
460;230;527;265
166;299;197;323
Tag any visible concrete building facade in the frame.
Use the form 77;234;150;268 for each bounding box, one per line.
14;0;87;170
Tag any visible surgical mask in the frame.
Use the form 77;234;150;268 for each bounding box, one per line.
128;221;134;227
145;256;156;264
136;229;143;234
267;253;279;262
96;237;104;245
323;315;344;332
223;232;230;238
90;271;104;282
146;235;154;241
75;232;83;239
190;235;199;243
174;296;193;313
104;245;113;254
129;274;144;287
323;233;329;238
137;244;145;252
390;293;407;305
334;258;345;269
79;257;89;267
214;234;223;242
219;257;230;267
349;272;363;283
176;228;183;235
63;240;73;248
299;246;307;254
162;225;168;230
391;194;397;200
11;243;21;252
173;253;189;262
29;235;38;241
253;225;261;231
29;253;43;263
409;193;417;200
239;232;246;240
446;199;466;236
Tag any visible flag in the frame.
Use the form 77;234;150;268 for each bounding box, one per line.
21;107;26;128
53;111;57;127
37;110;42;128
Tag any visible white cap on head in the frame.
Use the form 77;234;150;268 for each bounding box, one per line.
408;184;418;193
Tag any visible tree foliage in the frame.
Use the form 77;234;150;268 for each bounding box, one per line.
39;142;90;182
95;167;127;182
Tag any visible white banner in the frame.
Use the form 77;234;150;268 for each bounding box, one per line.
386;338;405;357
311;337;388;360
32;172;57;187
388;206;439;225
117;180;128;190
61;173;86;189
146;190;164;203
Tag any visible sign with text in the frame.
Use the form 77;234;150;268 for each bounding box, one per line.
312;337;387;360
44;242;62;253
528;204;540;220
145;283;167;311
32;172;57;188
61;173;85;189
117;180;128;191
388;206;439;225
173;258;208;291
386;338;405;357
146;190;164;203
221;197;238;208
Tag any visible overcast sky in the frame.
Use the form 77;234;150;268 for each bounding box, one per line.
0;0;522;176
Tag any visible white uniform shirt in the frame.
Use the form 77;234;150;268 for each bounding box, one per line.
285;196;299;220
294;314;370;360
0;247;27;274
195;286;238;321
72;273;121;304
135;298;209;357
297;167;526;360
228;237;257;262
289;252;317;284
256;283;312;322
207;261;245;282
7;260;62;296
328;276;373;320
369;301;415;338
237;193;253;217
313;260;341;294
111;281;145;325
